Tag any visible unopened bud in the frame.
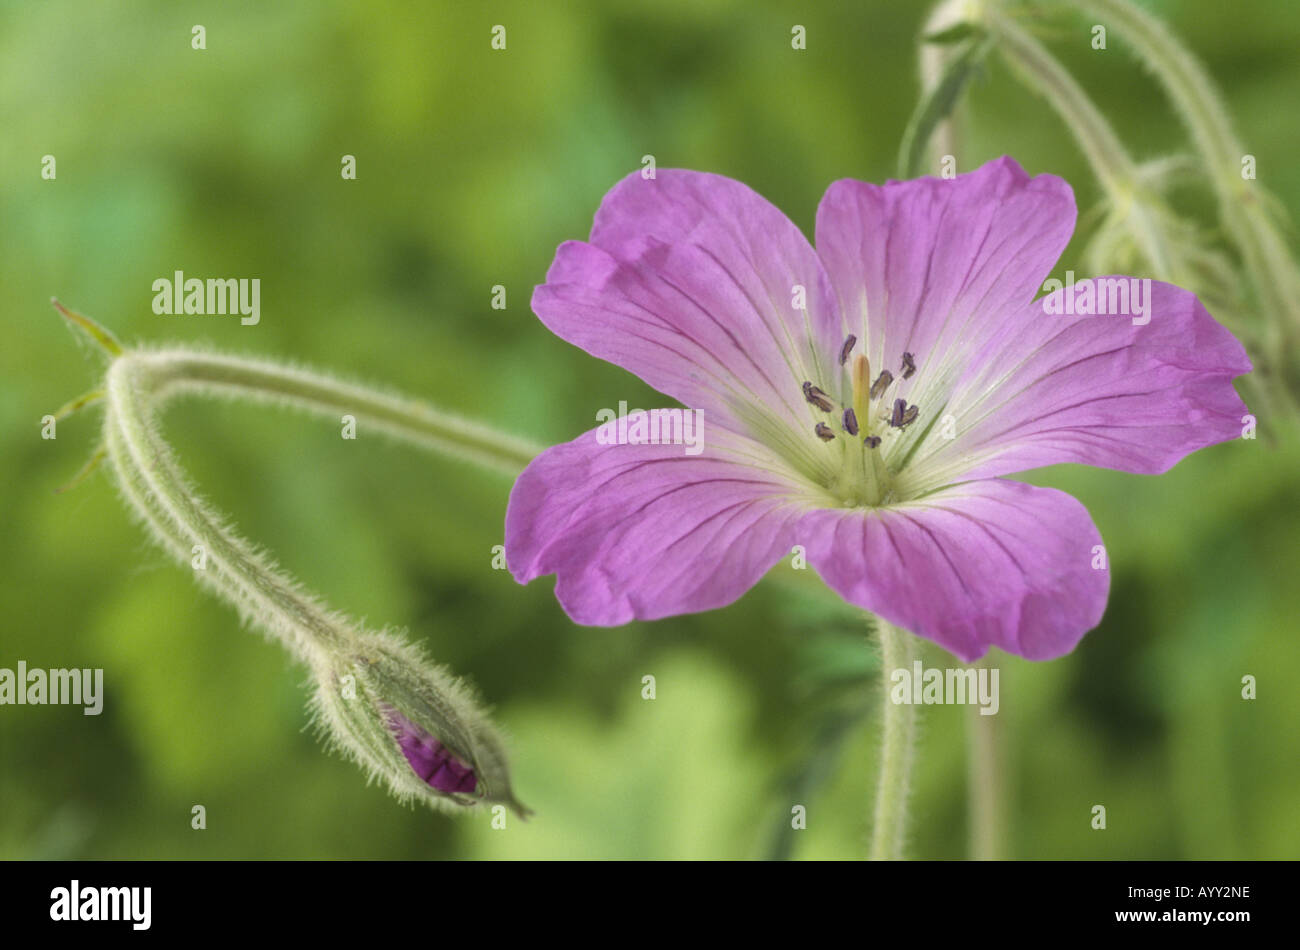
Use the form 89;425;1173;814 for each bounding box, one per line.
310;631;529;818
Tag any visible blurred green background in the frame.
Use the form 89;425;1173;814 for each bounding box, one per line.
2;0;1298;860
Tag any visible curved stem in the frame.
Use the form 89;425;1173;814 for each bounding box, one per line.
136;348;543;475
987;2;1300;423
100;348;542;664
105;355;354;662
869;618;919;860
1069;0;1300;360
95;345;534;814
919;0;968;172
983;11;1183;282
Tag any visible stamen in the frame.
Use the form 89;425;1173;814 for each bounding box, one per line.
901;352;917;379
842;408;859;436
839;334;858;365
802;381;833;412
869;370;893;400
889;398;919;428
814;422;835;441
864;435;881;449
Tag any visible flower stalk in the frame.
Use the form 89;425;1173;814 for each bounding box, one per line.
1066;0;1300;370
869;618;919;861
131;348;543;476
961;4;1300;427
58;302;534;816
965;654;1005;860
980;10;1181;281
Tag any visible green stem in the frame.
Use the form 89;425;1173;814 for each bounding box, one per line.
137;348;543;475
105;355;355;662
987;2;1300;430
965;654;1005;860
99;348;542;663
869;618;919;860
88;341;533;816
919;0;967;171
1069;0;1300;363
983;11;1181;281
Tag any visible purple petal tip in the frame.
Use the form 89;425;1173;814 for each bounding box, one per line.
387;710;478;795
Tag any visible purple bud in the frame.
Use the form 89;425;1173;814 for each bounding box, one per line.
386;707;478;794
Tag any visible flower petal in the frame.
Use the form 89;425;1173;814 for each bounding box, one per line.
506;425;818;625
902;279;1251;489
798;479;1109;661
814;156;1075;424
387;709;478;794
532;170;843;439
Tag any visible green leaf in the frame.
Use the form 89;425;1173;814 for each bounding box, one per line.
51;299;123;356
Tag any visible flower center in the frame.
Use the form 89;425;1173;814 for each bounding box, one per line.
801;335;922;508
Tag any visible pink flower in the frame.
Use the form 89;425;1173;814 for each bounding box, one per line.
505;157;1250;661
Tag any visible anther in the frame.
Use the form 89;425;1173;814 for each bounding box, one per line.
839;334;858;366
802;381;834;412
842;408;859;436
889;398;919;428
864;435;881;449
814;422;835;441
901;352;917;379
869;370;893;400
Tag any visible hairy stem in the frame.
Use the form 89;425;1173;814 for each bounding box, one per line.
1068;0;1300;364
966;654;1005;860
137;349;543;475
983;10;1179;281
919;0;967;170
985;2;1300;425
100;348;542;664
869;619;919;860
105;355;354;662
87;343;537;815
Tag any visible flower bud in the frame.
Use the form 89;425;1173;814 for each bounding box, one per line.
310;630;529;818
